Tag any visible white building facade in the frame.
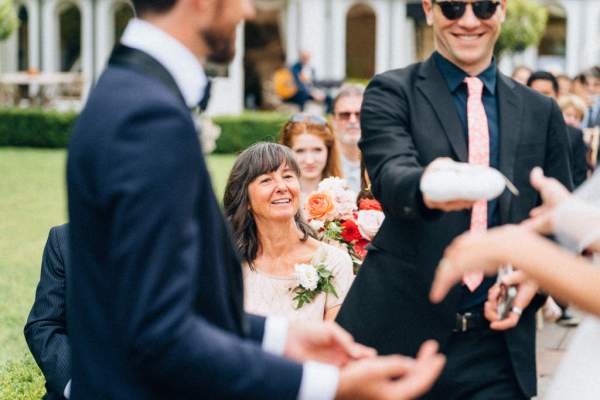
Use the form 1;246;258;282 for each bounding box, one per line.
1;0;599;114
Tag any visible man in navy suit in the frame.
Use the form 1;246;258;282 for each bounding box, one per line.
66;0;445;398
25;224;70;400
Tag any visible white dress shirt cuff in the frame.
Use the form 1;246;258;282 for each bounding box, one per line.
64;379;71;398
262;316;288;355
298;361;339;400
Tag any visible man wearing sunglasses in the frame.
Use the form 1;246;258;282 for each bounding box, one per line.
336;0;573;399
332;84;365;193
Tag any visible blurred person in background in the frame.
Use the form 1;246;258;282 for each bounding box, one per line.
279;114;343;199
331;84;365;193
511;65;532;85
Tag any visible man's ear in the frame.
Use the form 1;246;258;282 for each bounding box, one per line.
500;0;507;22
422;0;434;26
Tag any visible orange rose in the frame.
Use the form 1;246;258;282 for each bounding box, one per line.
305;192;336;220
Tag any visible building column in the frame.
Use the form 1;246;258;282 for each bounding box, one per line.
562;0;584;76
583;1;600;69
372;0;390;74
80;0;95;95
284;0;299;65
95;0;113;78
22;0;40;70
330;0;345;80
297;0;326;79
41;0;59;72
390;0;412;69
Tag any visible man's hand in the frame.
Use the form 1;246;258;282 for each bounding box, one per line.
422;158;476;211
484;277;538;330
336;340;445;400
522;167;571;234
284;320;376;367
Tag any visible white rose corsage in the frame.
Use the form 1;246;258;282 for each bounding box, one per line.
291;262;338;309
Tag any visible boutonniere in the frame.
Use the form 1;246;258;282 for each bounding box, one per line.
291;262;338;309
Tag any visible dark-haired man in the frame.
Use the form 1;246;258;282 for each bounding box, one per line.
337;0;572;399
528;71;587;188
66;0;445;398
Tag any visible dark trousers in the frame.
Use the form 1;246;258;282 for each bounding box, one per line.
426;329;528;400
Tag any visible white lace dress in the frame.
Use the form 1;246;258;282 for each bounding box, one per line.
243;242;355;322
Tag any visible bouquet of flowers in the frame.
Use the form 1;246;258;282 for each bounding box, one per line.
304;177;385;273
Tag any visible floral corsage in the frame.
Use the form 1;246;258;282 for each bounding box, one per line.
291;261;338;309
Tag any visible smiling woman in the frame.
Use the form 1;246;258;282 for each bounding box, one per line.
223;143;354;322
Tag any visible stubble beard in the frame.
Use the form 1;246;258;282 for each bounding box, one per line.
203;27;237;64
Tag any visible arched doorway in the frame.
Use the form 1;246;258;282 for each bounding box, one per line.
243;6;285;109
58;3;81;71
345;3;376;80
17;5;28;70
113;1;133;43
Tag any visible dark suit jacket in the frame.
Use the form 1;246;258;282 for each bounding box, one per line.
336;55;573;398
24;224;70;400
66;46;302;399
567;125;588;187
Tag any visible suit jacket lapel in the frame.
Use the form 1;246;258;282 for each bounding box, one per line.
416;57;468;162
496;73;521;222
108;45;188;108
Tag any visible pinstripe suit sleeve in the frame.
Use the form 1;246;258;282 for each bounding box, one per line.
24;224;70;398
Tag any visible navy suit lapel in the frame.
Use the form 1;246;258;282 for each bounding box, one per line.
416;57;468;162
496;73;521;222
108;45;188;108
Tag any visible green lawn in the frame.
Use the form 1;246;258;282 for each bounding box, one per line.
0;148;236;398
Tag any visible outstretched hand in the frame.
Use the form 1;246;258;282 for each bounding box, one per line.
284;320;376;367
430;226;526;303
521;167;571;234
336;340;446;400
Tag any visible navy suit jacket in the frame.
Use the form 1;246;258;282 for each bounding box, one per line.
24;224;70;400
66;46;302;399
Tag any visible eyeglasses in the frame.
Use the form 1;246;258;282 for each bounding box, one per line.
434;0;501;21
335;111;361;121
288;114;328;126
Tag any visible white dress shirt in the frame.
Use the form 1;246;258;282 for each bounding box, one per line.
116;19;339;400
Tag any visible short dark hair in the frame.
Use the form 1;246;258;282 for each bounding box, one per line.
223;142;315;267
131;0;177;16
527;70;559;95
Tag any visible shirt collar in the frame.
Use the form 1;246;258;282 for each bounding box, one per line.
120;19;207;108
433;51;497;95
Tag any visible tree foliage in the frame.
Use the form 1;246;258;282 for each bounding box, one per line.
496;0;548;55
0;0;17;41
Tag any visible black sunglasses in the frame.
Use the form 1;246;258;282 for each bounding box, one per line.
434;0;501;20
289;113;328;126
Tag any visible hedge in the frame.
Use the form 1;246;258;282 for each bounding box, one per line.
0;353;45;400
0;108;290;153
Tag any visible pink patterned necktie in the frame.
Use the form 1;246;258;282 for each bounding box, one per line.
463;77;488;291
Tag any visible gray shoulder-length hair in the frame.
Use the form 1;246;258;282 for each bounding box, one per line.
223;142;315;268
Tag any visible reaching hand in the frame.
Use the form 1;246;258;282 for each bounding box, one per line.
284;320;376;367
483;277;538;330
336;340;446;400
430;226;524;303
522;167;571;234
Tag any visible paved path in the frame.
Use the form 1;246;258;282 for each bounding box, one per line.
536;313;580;398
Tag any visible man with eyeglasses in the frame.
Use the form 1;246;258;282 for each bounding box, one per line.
331;84;365;193
336;1;573;399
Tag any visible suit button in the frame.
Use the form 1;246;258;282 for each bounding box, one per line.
403;206;413;214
